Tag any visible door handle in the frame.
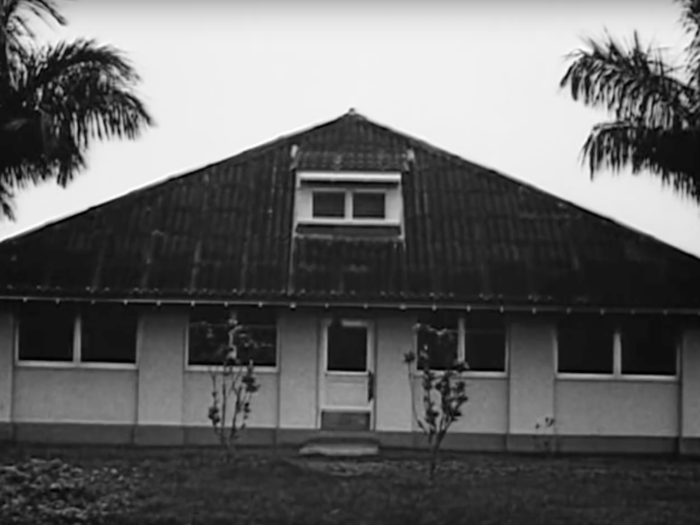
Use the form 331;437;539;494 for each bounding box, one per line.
367;370;375;402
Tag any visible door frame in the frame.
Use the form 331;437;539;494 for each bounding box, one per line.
317;316;376;430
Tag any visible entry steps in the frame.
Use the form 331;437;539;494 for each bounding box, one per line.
299;432;380;457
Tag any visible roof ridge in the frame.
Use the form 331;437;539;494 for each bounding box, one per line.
3;110;699;266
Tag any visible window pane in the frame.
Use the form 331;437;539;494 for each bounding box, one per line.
18;303;74;361
188;306;277;367
557;316;614;374
416;312;459;370
237;307;277;367
327;324;367;372
312;192;345;218
352;192;385;219
81;305;138;363
620;319;677;376
464;313;506;372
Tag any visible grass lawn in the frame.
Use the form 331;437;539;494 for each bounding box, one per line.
1;445;700;525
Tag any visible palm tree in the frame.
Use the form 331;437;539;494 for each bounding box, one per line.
560;0;700;202
0;0;153;219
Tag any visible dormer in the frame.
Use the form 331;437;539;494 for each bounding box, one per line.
292;147;411;239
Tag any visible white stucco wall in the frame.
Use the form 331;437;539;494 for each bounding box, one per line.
375;314;414;432
278;311;319;429
13;368;137;423
137;308;186;426
448;378;508;433
682;329;700;438
508;318;555;434
183;371;278;428
555;380;678;436
0;309;13;425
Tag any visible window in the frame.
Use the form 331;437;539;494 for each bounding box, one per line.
557;316;614;374
327;322;368;372
18;302;75;362
312;191;345;218
309;189;389;221
463;313;507;372
415;311;506;372
352;192;385;219
81;304;138;363
17;302;137;365
557;315;678;377
188;305;277;368
416;312;459;370
620;319;677;376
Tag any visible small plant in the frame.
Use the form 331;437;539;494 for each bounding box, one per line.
534;416;557;455
404;323;469;481
207;312;261;461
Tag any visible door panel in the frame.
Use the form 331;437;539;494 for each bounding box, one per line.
320;319;374;430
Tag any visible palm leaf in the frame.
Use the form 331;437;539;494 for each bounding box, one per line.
561;31;694;128
582;119;700;197
1;38;153;198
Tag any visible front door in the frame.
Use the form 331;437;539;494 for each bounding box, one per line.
319;318;375;431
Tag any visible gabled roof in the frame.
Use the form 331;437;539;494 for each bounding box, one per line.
1;110;699;309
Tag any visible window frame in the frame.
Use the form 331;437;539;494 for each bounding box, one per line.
185;306;279;374
15;303;139;370
554;320;680;382
413;315;509;378
309;188;390;225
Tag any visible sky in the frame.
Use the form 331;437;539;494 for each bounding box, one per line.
2;0;700;257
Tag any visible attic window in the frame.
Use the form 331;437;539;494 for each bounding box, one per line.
353;192;385;219
312;191;345;218
295;169;403;238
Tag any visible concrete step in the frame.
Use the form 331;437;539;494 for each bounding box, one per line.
299;436;380;457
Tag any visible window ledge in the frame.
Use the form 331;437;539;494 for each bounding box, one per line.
410;370;508;379
185;365;278;374
556;373;678;382
16;361;136;370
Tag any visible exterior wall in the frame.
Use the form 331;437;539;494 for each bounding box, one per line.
0;309;14;440
183;371;278;428
278;311;319;430
555;380;678;436
507;318;555;450
135;307;187;444
3;303;700;455
681;329;700;454
13;368;137;423
374;314;414;432
446;378;508;434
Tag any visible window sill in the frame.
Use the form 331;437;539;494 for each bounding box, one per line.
15;361;137;370
556;373;678;383
410;370;508;379
185;365;278;374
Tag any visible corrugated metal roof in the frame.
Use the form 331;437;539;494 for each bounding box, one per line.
1;110;699;309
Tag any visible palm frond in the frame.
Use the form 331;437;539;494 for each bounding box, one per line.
1;38;153;191
561;31;695;129
677;0;700;88
0;0;65;78
582;119;700;198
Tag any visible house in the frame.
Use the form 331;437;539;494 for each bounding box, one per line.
1;109;700;455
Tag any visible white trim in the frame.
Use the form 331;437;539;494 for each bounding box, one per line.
554;324;680;381
309;188;395;224
318;317;375;430
15;306;139;368
183;306;280;372
3;296;697;317
298;171;401;184
185;364;278;374
414;314;509;376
